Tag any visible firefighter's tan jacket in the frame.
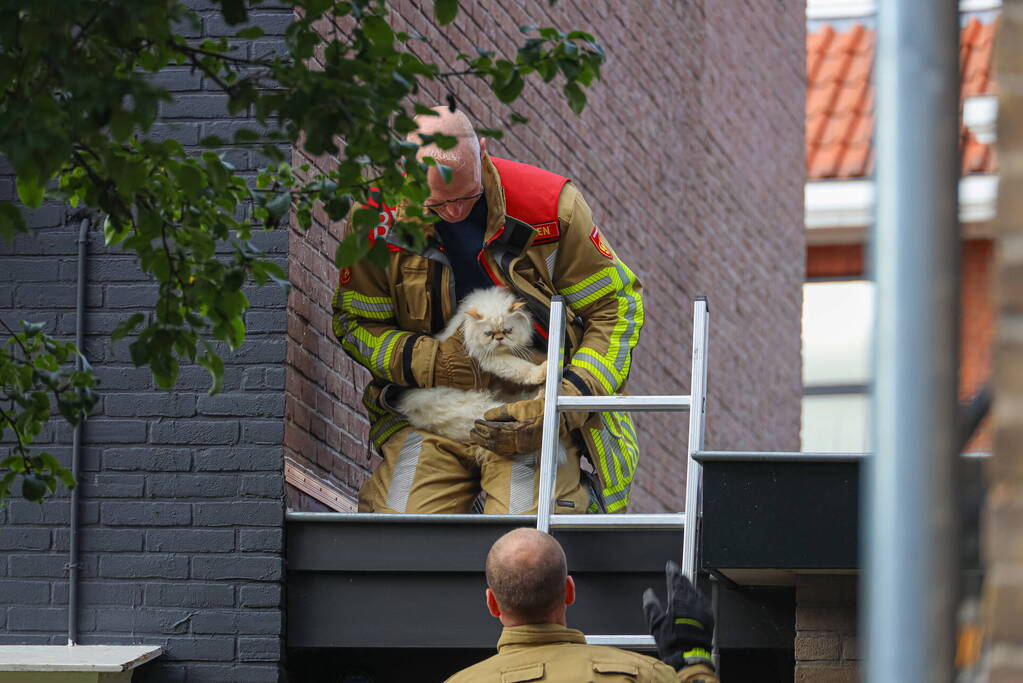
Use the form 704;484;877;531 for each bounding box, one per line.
444;624;718;683
331;152;644;511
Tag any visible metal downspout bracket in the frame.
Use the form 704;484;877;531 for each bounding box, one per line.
69;218;90;646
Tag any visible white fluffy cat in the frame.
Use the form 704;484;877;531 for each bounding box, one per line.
395;287;547;443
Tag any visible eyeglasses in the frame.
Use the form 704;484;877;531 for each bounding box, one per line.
423;190;484;210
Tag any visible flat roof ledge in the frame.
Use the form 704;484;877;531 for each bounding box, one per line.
0;645;163;673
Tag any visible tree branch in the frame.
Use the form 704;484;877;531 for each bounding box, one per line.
172;43;273;68
0;317;32;361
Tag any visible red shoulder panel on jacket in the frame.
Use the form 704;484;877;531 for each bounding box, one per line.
491;156;569;233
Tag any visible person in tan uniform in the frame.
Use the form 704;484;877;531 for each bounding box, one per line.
445;528;719;682
332;107;645;514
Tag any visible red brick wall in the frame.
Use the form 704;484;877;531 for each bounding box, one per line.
285;1;807;512
961;240;994;451
807;244;864;279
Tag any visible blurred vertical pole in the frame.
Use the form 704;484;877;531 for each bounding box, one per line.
866;1;961;682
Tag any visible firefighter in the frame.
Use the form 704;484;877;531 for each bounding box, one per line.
331;106;644;514
444;528;718;682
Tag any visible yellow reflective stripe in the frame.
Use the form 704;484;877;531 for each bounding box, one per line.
342;291;394;320
587;412;640;512
589;427;618;489
559;268;615;310
374;330;403;381
675;618;705;628
609;261;644;378
338;326;406;383
572;353;617;394
362;387;410;449
561;263;643;394
331;287;406;382
605;497;628;513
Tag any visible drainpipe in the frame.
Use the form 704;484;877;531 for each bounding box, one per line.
865;2;960;682
68;218;90;646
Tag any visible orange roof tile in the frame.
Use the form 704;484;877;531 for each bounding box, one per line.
807;17;998;180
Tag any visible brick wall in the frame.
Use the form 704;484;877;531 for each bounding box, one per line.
0;4;290;681
961;240;994;452
793;575;858;683
284;0;806;513
806;245;864;279
982;1;1023;679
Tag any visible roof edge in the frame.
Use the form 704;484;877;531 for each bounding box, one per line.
805;176;998;243
808;0;1001;20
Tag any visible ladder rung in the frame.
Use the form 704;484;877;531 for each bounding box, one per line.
549;513;684;530
556;395;691;412
584;635;657;649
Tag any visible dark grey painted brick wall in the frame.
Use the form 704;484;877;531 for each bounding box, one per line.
0;4;291;681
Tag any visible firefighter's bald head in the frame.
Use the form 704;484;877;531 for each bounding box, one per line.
485;528;575;626
410;106;486;222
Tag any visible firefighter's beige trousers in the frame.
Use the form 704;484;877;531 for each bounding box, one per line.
358;426;589;514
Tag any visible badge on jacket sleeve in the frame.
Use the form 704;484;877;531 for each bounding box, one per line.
590;226;615;259
532;220;561;245
339;267;352;285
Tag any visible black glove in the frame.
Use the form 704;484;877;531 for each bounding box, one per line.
642;561;715;672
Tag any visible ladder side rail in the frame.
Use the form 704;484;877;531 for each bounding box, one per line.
681;297;710;582
536;297;568;533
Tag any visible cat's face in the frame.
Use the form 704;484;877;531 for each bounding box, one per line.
462;303;533;354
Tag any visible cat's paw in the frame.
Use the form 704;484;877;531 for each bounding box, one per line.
528;361;548;384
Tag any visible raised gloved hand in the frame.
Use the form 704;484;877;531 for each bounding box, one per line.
468;380;588;457
642;561;715;672
412;334;479;390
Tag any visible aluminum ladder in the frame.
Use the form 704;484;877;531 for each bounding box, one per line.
535;295;710;649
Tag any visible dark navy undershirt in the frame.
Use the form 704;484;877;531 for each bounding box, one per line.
434;194;493;305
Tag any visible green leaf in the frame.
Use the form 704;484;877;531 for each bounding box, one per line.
494;70;525;103
16;176;46;210
236;26;265;39
325;194;353;221
111;313;145;343
0;202;27;241
352;207;380;230
266;191;291;219
220;0;248;25
437;163;453;184
103;217;131;246
0;472;16;500
22;476;46;503
435;0;458;25
227;317;246;348
563;81;586;115
366;238;391;268
234;128;261;144
475;128;505;141
335;233;371;268
200;135;227;148
55;466;76;489
362;16;394;44
218;289;249;318
413;103;440;116
176;164;203;196
199;342;225;395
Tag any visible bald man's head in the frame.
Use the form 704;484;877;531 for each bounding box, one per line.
409;106;485;222
486;528;568;623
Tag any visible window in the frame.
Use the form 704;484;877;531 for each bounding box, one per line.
801;279;873;451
